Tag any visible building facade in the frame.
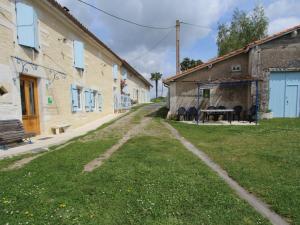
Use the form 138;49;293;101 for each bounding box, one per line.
164;25;300;119
0;0;151;135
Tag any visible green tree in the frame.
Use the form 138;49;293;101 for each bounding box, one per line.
180;57;203;71
150;72;163;99
217;5;268;56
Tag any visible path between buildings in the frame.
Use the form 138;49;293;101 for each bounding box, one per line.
83;103;161;172
162;121;289;225
84;117;152;172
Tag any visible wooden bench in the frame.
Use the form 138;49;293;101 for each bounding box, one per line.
51;123;70;135
0;120;36;150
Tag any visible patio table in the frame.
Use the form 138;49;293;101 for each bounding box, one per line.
200;109;234;124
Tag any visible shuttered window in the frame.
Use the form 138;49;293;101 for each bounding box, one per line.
16;2;39;50
124;85;128;94
74;41;84;69
98;93;103;112
91;91;96;111
121;67;127;80
113;64;118;80
71;84;81;112
84;89;91;112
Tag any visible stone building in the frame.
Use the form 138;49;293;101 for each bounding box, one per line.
0;0;151;135
164;24;300;119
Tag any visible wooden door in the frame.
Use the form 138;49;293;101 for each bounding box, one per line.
285;85;299;117
20;75;40;134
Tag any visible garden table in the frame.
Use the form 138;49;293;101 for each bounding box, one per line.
200;109;235;124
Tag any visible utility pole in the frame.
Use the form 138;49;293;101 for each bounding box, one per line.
176;20;180;74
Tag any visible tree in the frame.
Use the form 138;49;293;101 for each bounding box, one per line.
150;72;163;99
217;5;268;56
180;57;203;71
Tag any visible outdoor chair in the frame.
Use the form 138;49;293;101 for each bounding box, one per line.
206;106;216;121
187;107;198;121
216;106;226;121
248;105;257;123
233;105;243;121
177;107;187;121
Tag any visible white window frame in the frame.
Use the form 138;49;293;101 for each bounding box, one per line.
76;86;83;111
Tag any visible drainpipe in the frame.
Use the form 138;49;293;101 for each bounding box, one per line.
197;83;200;125
255;80;259;124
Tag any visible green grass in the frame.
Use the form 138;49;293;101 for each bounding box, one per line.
0;132;269;224
170;119;300;225
151;97;166;103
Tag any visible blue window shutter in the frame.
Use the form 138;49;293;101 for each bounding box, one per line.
98;93;103;111
33;10;39;50
71;85;78;112
74;41;84;69
84;89;90;112
16;2;39;50
113;64;118;80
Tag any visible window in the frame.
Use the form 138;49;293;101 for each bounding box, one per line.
113;64;118;80
98;93;103;112
16;2;39;50
231;64;241;72
203;89;210;98
91;91;97;111
77;88;82;109
74;41;84;69
121;67;127;80
71;84;82;112
84;89;91;112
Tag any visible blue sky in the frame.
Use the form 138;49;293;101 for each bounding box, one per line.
58;0;300;97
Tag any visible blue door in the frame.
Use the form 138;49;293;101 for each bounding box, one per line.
269;72;300;118
269;73;285;117
285;85;298;117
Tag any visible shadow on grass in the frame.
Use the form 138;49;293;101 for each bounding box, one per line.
146;106;169;119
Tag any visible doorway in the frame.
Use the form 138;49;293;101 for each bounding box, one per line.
269;72;300;118
20;75;40;134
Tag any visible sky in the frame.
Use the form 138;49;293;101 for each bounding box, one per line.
57;0;300;97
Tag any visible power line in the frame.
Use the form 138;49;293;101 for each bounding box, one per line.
131;28;175;61
76;0;174;30
180;21;212;30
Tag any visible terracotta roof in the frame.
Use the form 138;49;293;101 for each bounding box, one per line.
122;60;153;87
164;23;300;84
46;0;151;87
181;75;263;85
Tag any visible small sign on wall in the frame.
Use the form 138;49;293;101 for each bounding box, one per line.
47;96;54;105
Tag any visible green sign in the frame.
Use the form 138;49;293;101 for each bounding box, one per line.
47;96;53;105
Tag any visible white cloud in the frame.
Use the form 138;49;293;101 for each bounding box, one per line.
266;0;300;20
57;1;236;66
268;17;300;34
57;0;239;98
266;0;300;34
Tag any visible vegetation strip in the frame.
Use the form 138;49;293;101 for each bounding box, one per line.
163;121;289;225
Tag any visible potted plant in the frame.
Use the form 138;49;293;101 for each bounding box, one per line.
261;109;273;119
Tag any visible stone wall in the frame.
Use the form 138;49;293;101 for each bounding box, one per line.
168;53;251;116
249;29;300;111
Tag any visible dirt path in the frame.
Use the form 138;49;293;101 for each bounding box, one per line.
1;154;44;171
162;121;289;225
83;104;161;172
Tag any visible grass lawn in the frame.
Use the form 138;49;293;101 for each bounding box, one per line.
170;119;300;225
0;114;270;224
